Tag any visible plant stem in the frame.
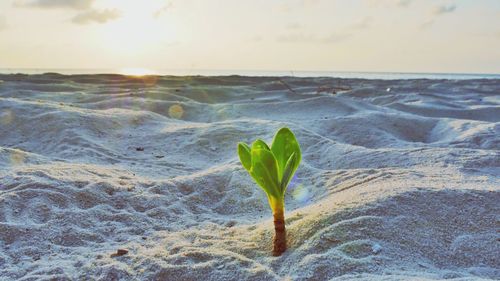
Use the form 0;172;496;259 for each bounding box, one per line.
272;209;286;256
269;197;286;256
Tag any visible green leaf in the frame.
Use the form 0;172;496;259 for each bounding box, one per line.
280;152;298;194
271;127;301;180
249;148;281;198
237;142;252;171
252;139;270;151
237;127;301;203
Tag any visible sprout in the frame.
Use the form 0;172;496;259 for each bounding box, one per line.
238;127;301;256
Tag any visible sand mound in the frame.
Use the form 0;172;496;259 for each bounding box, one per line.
0;74;499;280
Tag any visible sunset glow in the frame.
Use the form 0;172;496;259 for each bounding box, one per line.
119;67;158;76
0;0;499;73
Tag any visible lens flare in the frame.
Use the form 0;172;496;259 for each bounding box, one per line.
291;184;310;203
216;108;228;120
1;110;14;125
288;175;310;204
10;150;26;166
168;104;184;119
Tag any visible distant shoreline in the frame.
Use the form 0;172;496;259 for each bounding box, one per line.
1;69;499;80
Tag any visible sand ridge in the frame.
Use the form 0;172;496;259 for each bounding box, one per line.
0;74;499;280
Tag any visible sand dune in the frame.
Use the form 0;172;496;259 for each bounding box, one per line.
0;74;499;280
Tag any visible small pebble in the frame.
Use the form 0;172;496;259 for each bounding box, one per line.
322;235;341;243
110;249;128;258
417;262;428;268
372;243;382;254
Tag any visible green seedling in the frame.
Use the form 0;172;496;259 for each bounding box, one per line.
237;127;301;256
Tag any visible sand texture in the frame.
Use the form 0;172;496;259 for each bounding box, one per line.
0;74;499;280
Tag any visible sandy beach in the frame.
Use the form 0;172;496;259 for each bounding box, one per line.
0;74;499;280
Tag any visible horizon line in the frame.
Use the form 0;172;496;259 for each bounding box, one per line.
1;67;500;77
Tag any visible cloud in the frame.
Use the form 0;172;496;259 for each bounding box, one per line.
420;19;434;29
433;4;456;15
278;17;365;44
365;0;411;8
279;0;321;12
153;1;173;18
395;0;411;7
16;0;121;24
320;32;352;43
17;0;94;10
72;9;120;24
277;33;315;43
301;0;320;7
277;31;351;44
421;4;457;29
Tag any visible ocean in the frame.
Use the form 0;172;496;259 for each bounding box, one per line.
0;68;499;80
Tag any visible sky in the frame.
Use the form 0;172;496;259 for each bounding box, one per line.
0;0;499;74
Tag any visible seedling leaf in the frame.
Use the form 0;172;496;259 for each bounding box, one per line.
252;139;270;151
250;148;281;199
271;128;301;180
280;152;297;194
237;142;252;171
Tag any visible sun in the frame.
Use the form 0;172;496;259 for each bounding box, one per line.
119;67;157;76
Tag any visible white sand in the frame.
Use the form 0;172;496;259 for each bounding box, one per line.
0;74;499;280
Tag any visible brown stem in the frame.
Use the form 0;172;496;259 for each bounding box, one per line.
272;210;286;256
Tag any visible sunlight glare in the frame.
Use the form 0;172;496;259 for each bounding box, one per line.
168;104;184;119
98;0;175;56
119;67;157;76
